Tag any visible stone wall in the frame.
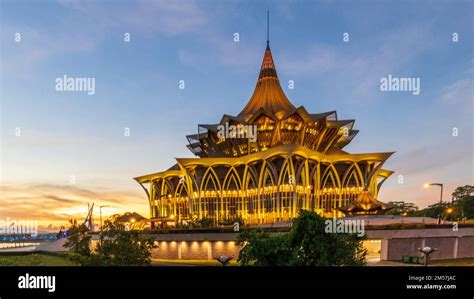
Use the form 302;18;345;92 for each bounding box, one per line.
151;240;240;260
367;227;474;261
148;228;474;261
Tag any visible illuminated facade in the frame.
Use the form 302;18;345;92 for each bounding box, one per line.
135;43;394;226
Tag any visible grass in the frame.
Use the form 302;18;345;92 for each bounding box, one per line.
0;254;77;266
430;257;474;266
383;257;474;266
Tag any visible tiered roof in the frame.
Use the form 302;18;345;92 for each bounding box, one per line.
186;44;359;158
339;191;393;215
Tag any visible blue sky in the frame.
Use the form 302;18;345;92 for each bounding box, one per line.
1;0;472;226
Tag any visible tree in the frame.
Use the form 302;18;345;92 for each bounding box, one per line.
412;185;474;221
287;210;366;266
63;220;91;256
452;185;474;220
237;231;292;266
65;219;157;266
91;220;157;266
414;202;449;219
237;211;367;266
386;201;418;216
452;185;474;201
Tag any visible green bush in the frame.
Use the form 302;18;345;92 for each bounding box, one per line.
237;211;367;266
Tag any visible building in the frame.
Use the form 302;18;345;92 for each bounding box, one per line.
134;41;394;227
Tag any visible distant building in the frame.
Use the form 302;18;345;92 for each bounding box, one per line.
110;212;147;230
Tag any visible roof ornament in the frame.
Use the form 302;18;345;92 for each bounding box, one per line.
267;10;270;46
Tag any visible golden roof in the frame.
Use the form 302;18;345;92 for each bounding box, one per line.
238;45;296;121
134;144;394;183
339;191;393;215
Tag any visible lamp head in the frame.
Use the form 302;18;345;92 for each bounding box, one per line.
422;246;432;254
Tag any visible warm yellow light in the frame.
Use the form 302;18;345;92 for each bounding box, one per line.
130;218;136;223
446;208;453;214
424;183;430;188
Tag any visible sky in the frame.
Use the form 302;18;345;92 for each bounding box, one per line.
1;0;473;228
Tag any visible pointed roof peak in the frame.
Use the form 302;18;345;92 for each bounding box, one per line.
237;12;296;121
258;44;278;80
238;44;296;121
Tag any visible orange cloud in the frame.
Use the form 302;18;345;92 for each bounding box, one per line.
0;184;149;227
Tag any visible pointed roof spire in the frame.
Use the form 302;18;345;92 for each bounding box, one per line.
267;10;270;46
237;12;296;121
258;44;277;79
258;10;276;79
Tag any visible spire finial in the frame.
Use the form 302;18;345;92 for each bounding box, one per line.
267;10;270;46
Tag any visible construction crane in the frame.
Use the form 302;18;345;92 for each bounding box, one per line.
57;202;95;239
83;203;95;231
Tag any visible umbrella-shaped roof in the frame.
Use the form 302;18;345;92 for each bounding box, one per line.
238;44;296;121
339;191;393;215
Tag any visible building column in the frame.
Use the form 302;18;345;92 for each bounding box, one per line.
207;242;212;260
380;239;389;261
453;237;459;259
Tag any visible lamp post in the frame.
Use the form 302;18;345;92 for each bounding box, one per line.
418;246;437;267
424;183;443;204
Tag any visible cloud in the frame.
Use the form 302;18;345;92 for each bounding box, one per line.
135;0;208;35
279;23;434;97
378;138;473;209
177;33;262;74
0;184;148;226
381;177;468;209
2;0;209;73
440;78;473;109
1;25;96;75
56;0;208;35
392;143;472;176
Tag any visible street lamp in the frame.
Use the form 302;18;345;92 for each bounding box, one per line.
424;183;443;204
418;246;437;267
445;207;454;221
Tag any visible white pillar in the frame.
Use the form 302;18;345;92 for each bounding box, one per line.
453;237;459;259
380;239;389;261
